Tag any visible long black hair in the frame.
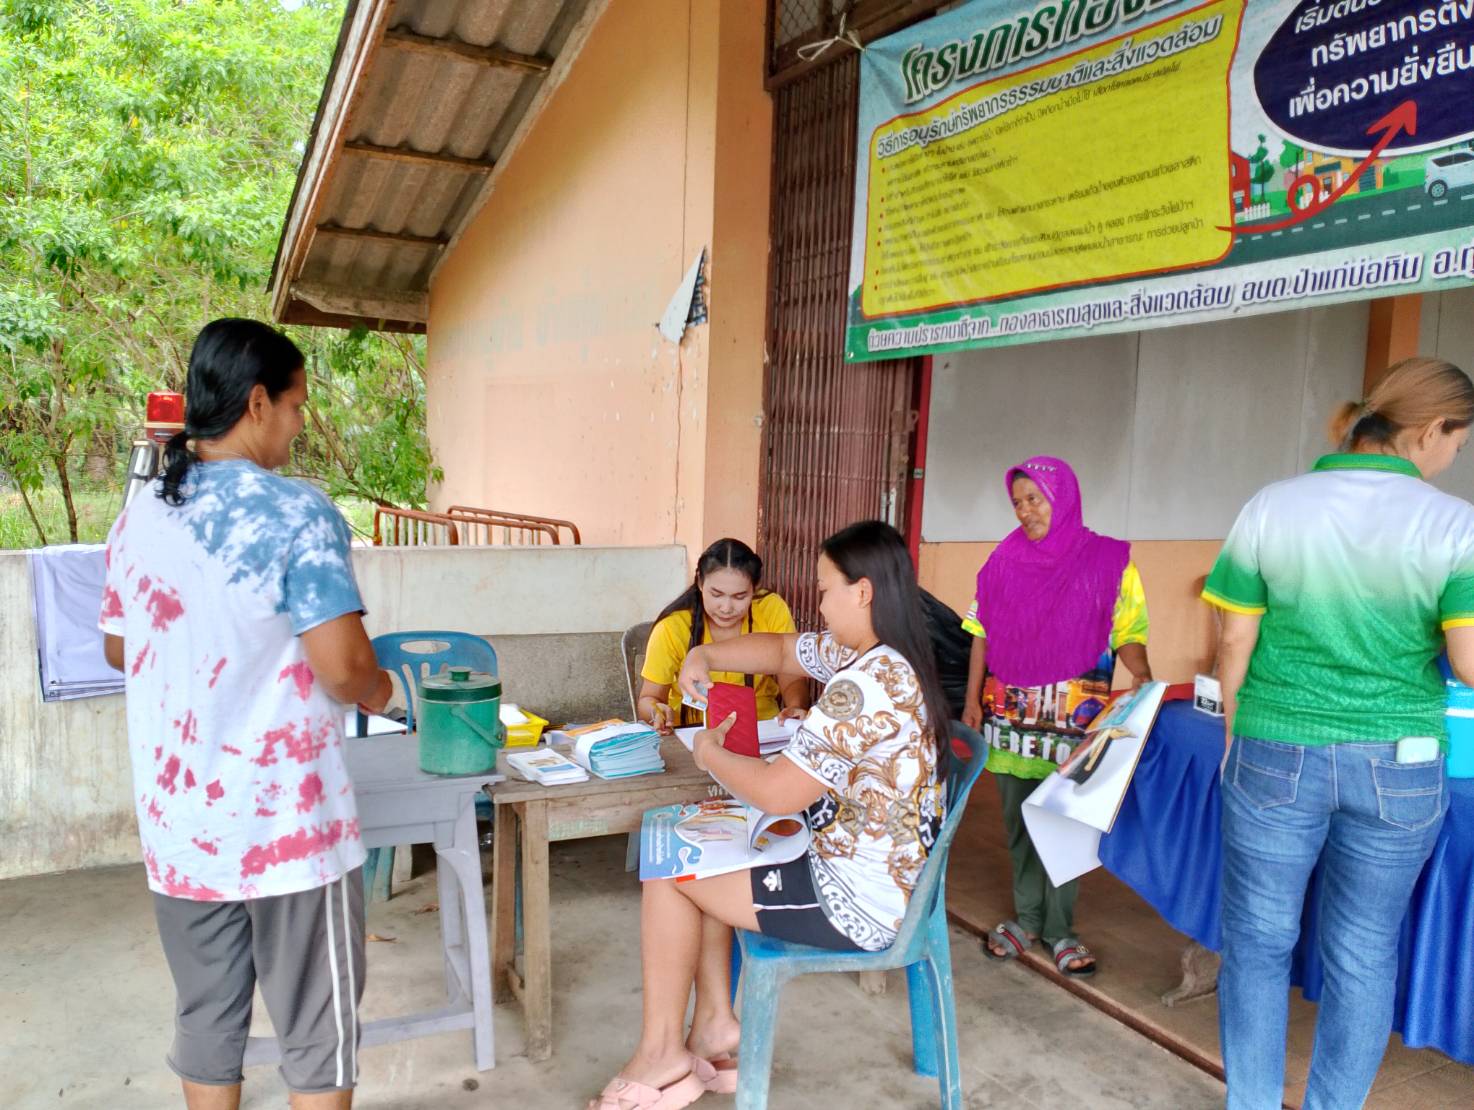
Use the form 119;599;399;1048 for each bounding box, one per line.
657;538;767;659
158;318;304;506
820;521;952;765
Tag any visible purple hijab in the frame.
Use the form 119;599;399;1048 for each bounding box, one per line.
975;456;1130;688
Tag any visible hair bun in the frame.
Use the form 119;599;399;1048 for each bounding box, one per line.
1328;356;1474;450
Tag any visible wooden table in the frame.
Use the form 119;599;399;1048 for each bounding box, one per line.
487;738;720;1061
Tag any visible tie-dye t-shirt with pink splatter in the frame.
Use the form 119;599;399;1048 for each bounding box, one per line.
99;460;367;901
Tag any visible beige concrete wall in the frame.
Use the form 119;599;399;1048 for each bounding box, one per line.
0;545;686;881
427;0;772;557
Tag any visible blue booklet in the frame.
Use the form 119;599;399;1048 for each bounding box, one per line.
639;800;809;882
556;720;666;780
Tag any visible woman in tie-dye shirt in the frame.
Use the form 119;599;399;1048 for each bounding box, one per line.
101;319;392;1105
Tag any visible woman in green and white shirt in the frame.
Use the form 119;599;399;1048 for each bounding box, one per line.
1204;356;1474;1110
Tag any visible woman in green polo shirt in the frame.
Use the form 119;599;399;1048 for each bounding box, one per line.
1203;356;1474;1110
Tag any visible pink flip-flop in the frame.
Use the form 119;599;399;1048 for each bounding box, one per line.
691;1052;738;1095
587;1068;706;1110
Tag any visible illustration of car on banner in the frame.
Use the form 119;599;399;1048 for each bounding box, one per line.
1425;151;1474;202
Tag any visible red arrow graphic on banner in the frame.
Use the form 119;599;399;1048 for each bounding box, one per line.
1219;100;1418;235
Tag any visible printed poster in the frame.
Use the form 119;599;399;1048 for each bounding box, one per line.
847;0;1474;359
1021;680;1168;886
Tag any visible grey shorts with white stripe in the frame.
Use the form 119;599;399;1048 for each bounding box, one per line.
152;868;366;1093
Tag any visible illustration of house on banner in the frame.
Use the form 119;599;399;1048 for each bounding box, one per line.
1289;151;1388;200
1228;151;1252;212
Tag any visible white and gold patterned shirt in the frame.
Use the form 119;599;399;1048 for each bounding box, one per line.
784;631;945;950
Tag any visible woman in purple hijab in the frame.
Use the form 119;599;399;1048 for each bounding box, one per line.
960;456;1153;976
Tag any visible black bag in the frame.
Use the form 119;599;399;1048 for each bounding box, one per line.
919;588;973;720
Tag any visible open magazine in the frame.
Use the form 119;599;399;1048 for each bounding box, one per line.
1021;681;1168;887
639;799;809;882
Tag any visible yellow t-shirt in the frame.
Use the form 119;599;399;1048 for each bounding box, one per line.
641;592;798;723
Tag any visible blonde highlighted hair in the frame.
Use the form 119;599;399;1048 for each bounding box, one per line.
1329;356;1474;449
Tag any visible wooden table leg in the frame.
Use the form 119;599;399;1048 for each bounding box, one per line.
519;799;552;1062
491;801;518;1005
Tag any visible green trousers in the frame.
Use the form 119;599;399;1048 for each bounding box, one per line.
996;771;1078;945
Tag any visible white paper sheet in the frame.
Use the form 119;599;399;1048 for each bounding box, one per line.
658;249;706;343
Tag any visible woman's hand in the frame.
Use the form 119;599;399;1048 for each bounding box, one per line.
777;706;807;724
961;701;983;731
692;713;736;773
677;646;713;707
357;669;398;718
649;701;674;735
1118;643;1153;691
638;695;674;734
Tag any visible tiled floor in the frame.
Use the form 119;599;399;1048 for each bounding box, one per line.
946;778;1474;1110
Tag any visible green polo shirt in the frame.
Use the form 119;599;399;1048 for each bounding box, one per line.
1203;453;1474;745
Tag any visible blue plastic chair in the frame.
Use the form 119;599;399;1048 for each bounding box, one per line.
351;631;499;901
732;723;987;1110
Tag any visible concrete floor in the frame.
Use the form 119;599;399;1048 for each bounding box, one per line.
1;835;1225;1109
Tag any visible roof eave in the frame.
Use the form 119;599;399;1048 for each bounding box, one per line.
268;0;396;323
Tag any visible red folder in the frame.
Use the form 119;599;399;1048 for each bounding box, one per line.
705;682;760;758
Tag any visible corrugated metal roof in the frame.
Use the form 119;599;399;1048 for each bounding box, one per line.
270;0;603;332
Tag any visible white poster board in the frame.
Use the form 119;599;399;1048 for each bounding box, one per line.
1021;682;1167;887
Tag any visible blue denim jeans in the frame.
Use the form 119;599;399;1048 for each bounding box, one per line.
1219;736;1447;1110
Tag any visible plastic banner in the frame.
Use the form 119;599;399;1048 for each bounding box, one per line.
846;0;1474;359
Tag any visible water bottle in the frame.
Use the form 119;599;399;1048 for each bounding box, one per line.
1439;655;1474;778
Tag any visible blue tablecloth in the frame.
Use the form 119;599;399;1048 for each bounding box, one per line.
1097;699;1474;1066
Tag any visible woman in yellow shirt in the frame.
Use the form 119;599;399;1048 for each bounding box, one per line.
638;538;809;732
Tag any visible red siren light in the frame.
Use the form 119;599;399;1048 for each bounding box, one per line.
144;391;185;444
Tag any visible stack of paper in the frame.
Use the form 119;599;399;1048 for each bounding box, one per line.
557;720;666;780
757;717;800;756
506;747;589;786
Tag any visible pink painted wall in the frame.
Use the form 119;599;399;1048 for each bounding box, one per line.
426;0;771;555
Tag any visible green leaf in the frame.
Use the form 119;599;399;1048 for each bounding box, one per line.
0;0;436;546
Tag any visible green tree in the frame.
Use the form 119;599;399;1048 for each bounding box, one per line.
0;0;436;545
1248;134;1275;201
1278;140;1304;171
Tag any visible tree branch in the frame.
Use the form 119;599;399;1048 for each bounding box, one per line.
14;481;49;547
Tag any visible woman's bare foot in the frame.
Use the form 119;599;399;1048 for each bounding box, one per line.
685;1012;741;1062
985;929;1037;958
611;1044;698;1093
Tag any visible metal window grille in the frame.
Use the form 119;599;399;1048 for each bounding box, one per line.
757;53;917;632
